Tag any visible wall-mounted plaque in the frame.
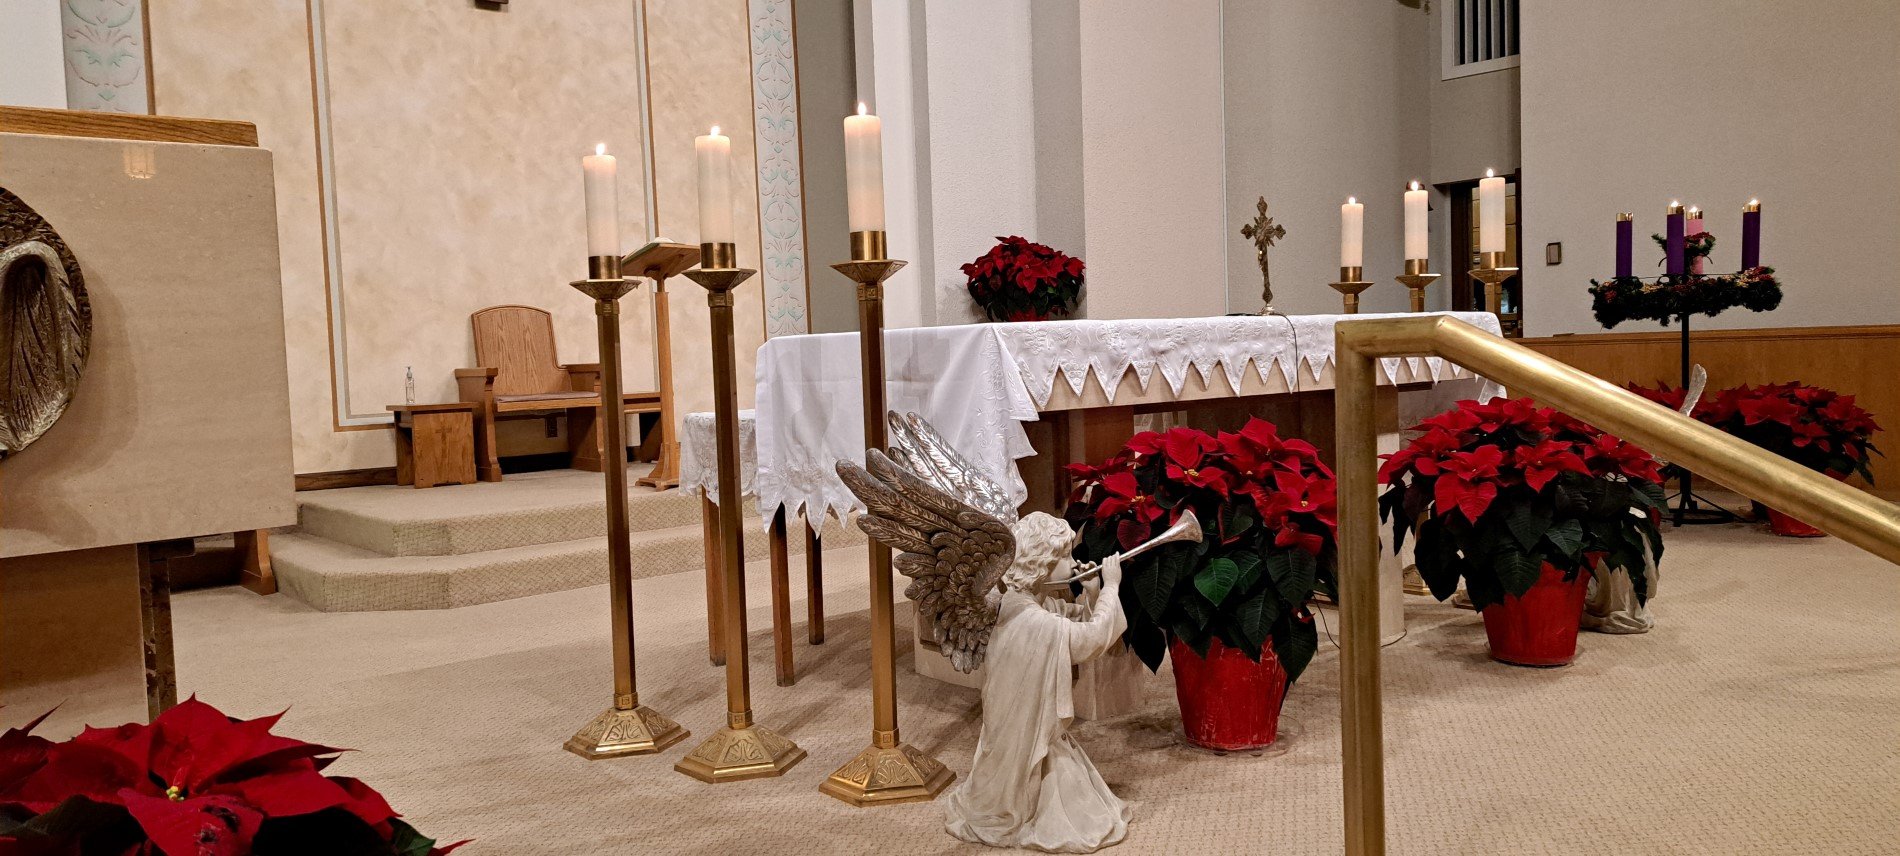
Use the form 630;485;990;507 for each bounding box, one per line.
0;187;91;459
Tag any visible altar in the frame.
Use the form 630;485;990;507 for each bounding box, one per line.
753;311;1503;687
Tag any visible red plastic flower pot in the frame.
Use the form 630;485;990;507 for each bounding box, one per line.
1765;472;1847;537
1480;563;1591;667
1168;635;1286;751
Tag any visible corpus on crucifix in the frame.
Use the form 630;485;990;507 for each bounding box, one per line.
1240;196;1286;314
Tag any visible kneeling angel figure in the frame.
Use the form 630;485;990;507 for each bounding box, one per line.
838;413;1199;853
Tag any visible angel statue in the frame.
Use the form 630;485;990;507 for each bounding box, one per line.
838;413;1200;853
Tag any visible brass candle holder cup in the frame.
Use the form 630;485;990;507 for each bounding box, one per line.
1329;265;1375;314
821;229;955;807
1467;250;1518;316
1394;258;1441;313
675;242;806;783
564;253;688;760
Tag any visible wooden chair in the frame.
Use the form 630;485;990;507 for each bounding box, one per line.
455;305;663;481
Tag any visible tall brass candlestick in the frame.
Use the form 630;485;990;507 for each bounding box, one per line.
1329;265;1375;314
565;253;687;759
1468;250;1517;318
1394;258;1441;313
821;229;955;806
676;242;806;783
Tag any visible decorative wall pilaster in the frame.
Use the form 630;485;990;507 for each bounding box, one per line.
61;0;150;113
748;0;809;337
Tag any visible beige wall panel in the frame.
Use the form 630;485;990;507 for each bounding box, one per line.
646;0;767;424
321;0;656;424
147;0;388;474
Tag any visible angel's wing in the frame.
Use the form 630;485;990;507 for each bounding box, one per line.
837;448;1016;673
885;411;1018;525
1680;364;1708;416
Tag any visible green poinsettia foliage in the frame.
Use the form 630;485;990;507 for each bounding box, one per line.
1378;398;1668;611
1064;419;1337;686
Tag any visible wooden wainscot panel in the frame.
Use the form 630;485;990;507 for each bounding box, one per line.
1521;324;1900;494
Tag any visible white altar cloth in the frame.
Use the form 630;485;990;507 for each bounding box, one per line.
753;312;1504;529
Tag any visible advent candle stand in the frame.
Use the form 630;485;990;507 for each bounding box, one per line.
1667;291;1738;525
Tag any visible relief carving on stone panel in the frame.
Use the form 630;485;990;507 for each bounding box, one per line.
0;188;92;460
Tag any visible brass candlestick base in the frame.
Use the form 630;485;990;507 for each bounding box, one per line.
675;716;808;783
823;235;954;807
1468;251;1518;316
565;255;681;761
1395;259;1440;313
1330;265;1375;314
678;255;804;783
821;742;955;807
566;704;688;759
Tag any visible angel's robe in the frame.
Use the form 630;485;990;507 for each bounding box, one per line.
943;560;1130;853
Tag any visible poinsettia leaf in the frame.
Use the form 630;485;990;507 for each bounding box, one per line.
1233;587;1276;653
1230;552;1264;596
1136;544;1189;625
1193;558;1241;606
1545;519;1584;559
1634;481;1666;509
1275;548;1319;608
1504;501;1553;551
1493;545;1543;598
7;794;141;851
251;807;395;856
221;767;353;819
1177;591;1214;631
1464;569;1505;611
1275;613;1319;686
1125;622;1167;673
1173;615;1212;658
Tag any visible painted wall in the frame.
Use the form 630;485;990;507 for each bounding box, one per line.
1;0;67;108
796;0;858;335
1080;0;1226;320
1520;0;1900;336
146;0;770;475
1222;0;1434;317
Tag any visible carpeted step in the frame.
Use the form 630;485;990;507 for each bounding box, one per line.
272;517;864;612
295;467;754;557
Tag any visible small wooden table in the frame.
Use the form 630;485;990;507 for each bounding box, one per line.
388;403;478;488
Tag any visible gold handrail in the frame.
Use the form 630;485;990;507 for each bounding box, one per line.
1333;315;1900;856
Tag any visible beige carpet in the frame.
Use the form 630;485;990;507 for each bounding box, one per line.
157;523;1897;855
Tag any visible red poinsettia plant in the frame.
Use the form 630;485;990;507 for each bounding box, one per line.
1377;398;1668;610
1064;419;1336;684
1697;382;1881;482
961;236;1085;322
0;698;463;856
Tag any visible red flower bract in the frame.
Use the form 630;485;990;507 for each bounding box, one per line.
0;698;466;856
962;235;1085;323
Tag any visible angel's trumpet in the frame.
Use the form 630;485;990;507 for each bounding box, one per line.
1044;509;1203;587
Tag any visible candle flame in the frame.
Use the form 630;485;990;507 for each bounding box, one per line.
1347;196;1357;204
1671;200;1680;206
594;143;606;156
857;101;868;116
1410;181;1420;191
1749;197;1759;206
710;125;721;137
1485;168;1495;178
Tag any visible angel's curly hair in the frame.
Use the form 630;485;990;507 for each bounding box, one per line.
1002;512;1079;593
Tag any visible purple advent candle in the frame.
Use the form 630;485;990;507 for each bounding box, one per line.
1615;215;1633;278
1742;201;1762;270
1665;205;1685;276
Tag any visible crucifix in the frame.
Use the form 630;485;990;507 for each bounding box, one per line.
1240;196;1286;314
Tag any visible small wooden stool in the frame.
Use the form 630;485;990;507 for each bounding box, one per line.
387;403;478;488
681;409;823;686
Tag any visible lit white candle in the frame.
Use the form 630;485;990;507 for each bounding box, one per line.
582;143;618;257
844;102;886;232
1403;181;1428;261
1477;168;1506;254
695;126;734;245
1340;196;1364;269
